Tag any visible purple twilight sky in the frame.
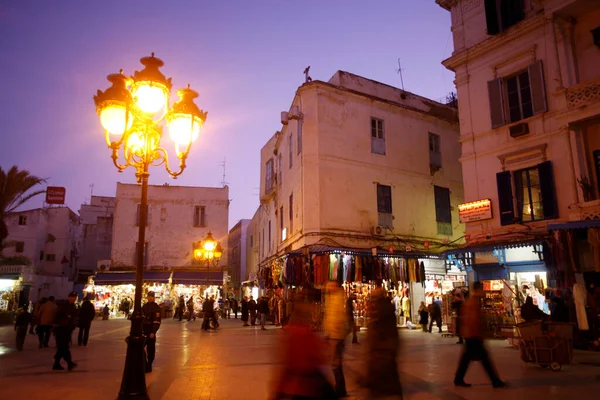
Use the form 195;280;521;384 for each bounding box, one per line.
0;1;454;229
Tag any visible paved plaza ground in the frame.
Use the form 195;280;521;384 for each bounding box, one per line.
1;318;599;399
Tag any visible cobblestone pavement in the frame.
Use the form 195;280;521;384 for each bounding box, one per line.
1;318;599;399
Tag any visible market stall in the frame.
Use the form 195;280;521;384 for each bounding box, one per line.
87;271;171;318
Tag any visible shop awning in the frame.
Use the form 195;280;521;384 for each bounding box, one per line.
444;239;546;256
171;271;223;285
143;272;171;283
0;273;20;280
547;220;600;230
308;245;437;258
472;264;507;281
93;272;136;285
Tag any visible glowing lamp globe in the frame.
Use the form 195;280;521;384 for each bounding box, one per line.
131;82;168;115
126;130;159;156
167;114;202;146
99;104;133;135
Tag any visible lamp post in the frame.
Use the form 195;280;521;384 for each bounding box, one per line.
93;53;207;400
194;231;223;288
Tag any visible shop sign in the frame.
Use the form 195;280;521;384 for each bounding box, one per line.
405;245;412;252
46;186;66;205
424;241;430;249
458;199;492;223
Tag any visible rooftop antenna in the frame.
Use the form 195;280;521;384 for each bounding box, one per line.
397;58;405;91
218;157;228;187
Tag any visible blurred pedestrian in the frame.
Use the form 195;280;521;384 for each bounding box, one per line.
347;293;359;344
241;296;249;326
249;296;257;325
231;297;239;319
77;294;96;346
15;305;32;351
259;296;270;330
521;296;546;322
454;281;506;388
452;291;464;344
37;296;57;348
187;296;196;321
364;287;403;399
32;297;48;337
143;291;162;373
177;295;185;321
429;297;442;333
324;282;350;397
270;290;337;400
418;301;429;332
52;292;78;371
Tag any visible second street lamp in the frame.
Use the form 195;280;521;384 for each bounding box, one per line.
194;232;223;286
93;53;207;400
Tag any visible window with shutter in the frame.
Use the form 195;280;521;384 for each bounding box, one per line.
496;171;515;225
528;60;548;115
512;161;557;222
485;0;524;35
434;186;452;223
488;78;505;128
297;120;302;155
538;161;558;219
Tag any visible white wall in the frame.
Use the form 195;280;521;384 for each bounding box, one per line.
111;183;229;270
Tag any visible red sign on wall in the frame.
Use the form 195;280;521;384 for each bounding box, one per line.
46;187;66;205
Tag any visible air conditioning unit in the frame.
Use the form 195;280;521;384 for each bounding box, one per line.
97;260;111;271
370;225;385;236
281;111;289;125
288;106;303;120
509;122;529;138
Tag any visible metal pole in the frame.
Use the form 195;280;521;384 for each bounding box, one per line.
118;163;149;400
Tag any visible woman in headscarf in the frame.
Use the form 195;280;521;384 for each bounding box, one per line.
365;287;403;399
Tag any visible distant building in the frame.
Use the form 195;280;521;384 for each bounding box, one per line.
250;70;463;312
78;195;115;281
111;183;229;272
227;219;251;290
1;207;81;305
437;0;600;285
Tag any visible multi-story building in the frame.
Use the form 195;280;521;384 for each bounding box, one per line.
436;0;600;286
227;219;251;290
251;70;464;311
111;183;229;272
78;195;115;280
1;207;81;304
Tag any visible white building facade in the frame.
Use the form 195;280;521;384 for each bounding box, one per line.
111;183;229;271
251;70;464;312
1;207;81;305
227;219;251;290
437;0;600;285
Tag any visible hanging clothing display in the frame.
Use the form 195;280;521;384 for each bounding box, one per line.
408;259;418;282
355;257;363;282
402;297;411;321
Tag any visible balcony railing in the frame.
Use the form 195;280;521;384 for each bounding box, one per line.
565;77;600;109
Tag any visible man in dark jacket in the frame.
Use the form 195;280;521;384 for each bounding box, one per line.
429;298;442;333
142;291;162;373
241;296;249;326
53;292;78;371
78;294;96;346
15;305;32;351
249;296;257;326
259;296;270;330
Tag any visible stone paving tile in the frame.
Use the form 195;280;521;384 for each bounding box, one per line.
1;319;599;399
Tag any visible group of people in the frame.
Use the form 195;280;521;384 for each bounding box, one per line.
237;294;286;329
14;292;96;371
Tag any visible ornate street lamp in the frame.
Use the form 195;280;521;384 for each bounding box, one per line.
194;231;223;286
93;53;207;400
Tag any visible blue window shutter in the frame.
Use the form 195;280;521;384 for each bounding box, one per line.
528;60;547;115
488;78;505;128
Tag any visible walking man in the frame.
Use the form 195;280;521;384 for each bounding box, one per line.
259;296;269;330
53;292;78;371
15;305;32;351
428;297;442;333
231;297;239;319
454;281;506;388
37;296;57;348
78;294;96;346
324;282;349;397
143;291;162;373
